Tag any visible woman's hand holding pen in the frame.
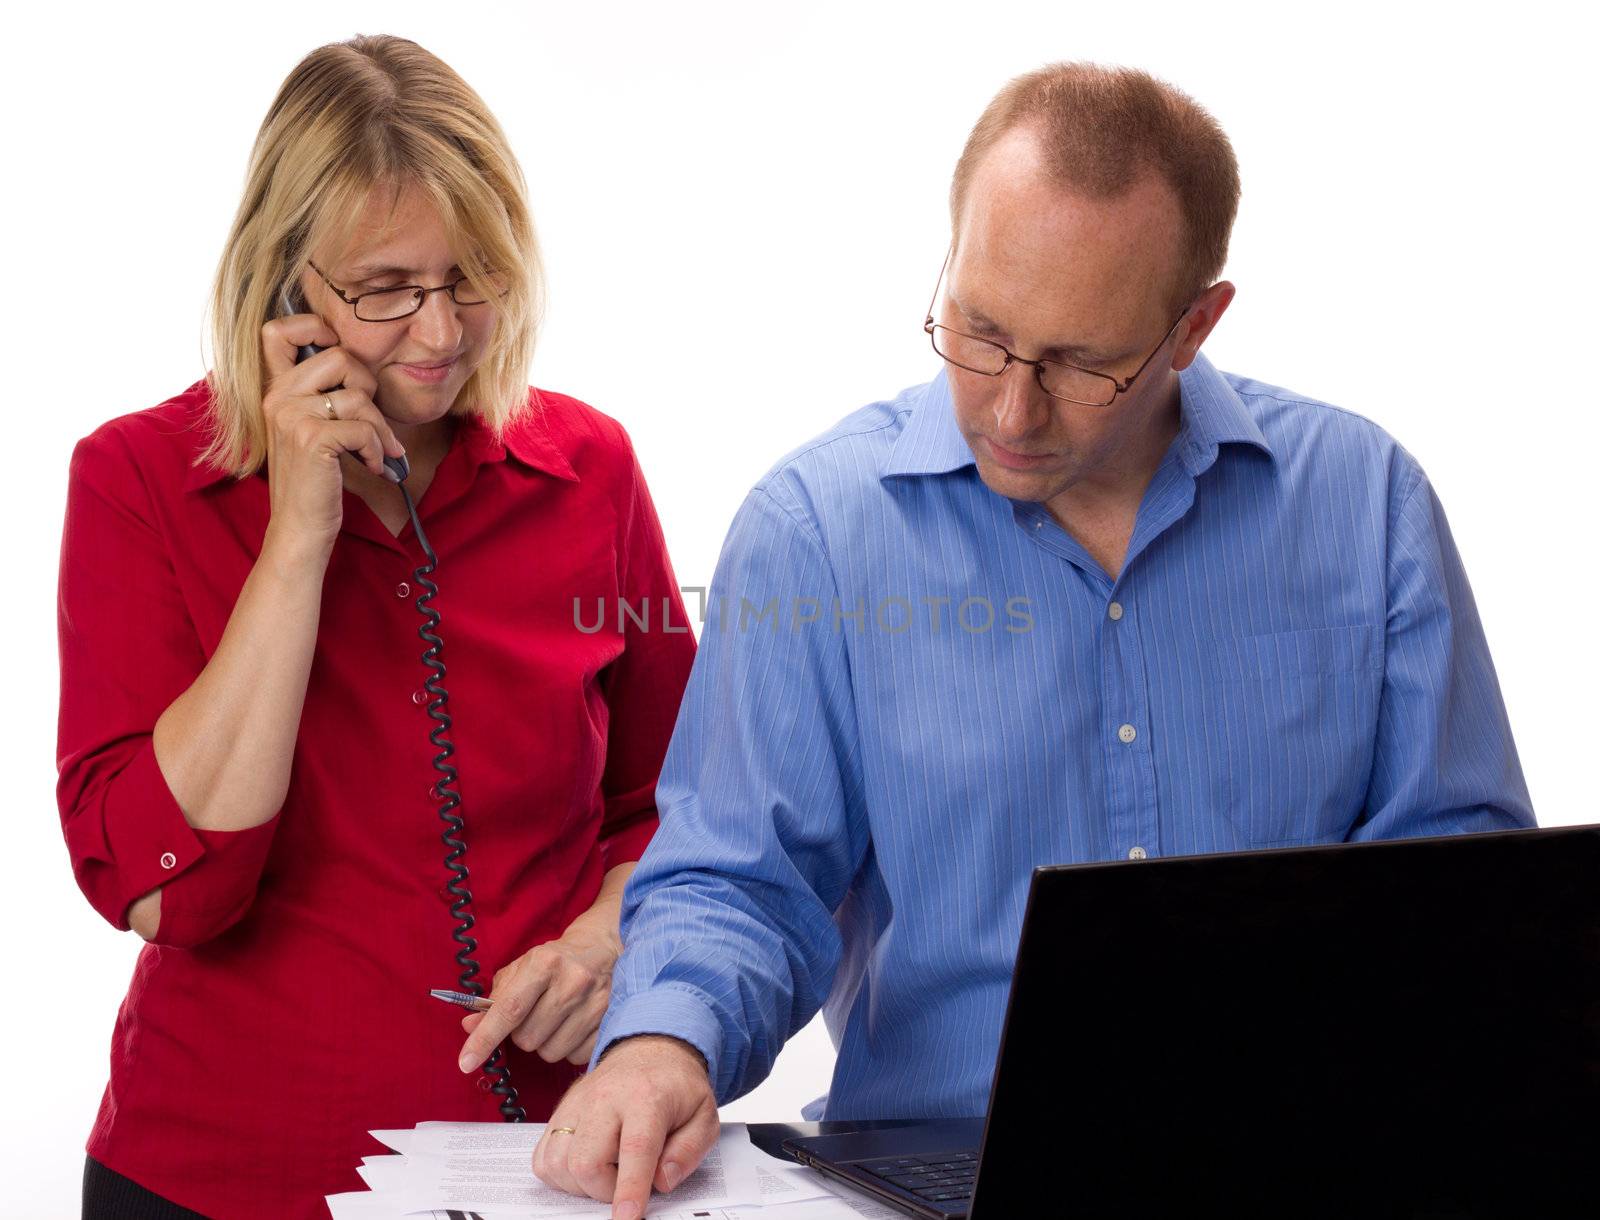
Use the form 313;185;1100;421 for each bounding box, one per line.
259;310;408;559
456;921;621;1071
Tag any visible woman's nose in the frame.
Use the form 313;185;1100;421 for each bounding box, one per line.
410;286;465;350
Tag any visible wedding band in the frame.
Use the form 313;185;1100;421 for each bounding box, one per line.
548;1126;577;1136
325;395;337;421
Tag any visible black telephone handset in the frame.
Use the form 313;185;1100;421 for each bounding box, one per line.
276;285;411;484
277;282;524;1121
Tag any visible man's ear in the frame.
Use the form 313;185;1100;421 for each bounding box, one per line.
1170;280;1236;372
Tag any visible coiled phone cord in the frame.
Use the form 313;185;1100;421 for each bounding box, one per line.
287;306;524;1123
400;481;527;1124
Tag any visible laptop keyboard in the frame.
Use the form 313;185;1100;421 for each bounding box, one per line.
857;1150;979;1203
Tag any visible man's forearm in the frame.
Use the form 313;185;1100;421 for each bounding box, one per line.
599;1032;709;1075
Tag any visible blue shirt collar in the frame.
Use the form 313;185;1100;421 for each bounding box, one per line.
1171;350;1275;474
881;353;1274;482
880;368;974;478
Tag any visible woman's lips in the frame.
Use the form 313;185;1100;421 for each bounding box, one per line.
985;436;1055;470
397;357;458;384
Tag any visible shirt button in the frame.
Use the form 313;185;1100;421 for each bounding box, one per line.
1033;520;1043;529
1117;723;1137;744
477;1076;493;1092
412;689;428;705
1108;602;1124;621
395;581;411;598
1128;845;1148;860
159;851;177;869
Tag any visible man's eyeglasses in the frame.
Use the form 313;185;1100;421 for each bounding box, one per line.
923;251;1189;407
307;259;510;322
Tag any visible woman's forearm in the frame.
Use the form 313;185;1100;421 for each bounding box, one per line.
152;528;333;833
560;861;637;951
129;532;331;940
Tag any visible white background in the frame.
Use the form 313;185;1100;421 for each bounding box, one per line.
5;2;1596;1214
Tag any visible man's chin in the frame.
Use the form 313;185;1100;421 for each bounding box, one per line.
973;457;1067;504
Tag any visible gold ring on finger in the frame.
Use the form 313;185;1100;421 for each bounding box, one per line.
325;395;337;421
548;1126;577;1136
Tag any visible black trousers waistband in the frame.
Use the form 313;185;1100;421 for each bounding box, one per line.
82;1155;210;1220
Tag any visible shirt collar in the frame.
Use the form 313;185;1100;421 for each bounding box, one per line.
881;369;977;479
1172;350;1275;474
881;353;1274;482
462;390;581;482
184;387;579;492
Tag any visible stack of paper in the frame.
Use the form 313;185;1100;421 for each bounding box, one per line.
324;1121;903;1219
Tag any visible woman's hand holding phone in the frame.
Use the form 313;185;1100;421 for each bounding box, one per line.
258;305;408;560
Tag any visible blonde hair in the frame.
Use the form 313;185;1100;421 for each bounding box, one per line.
201;34;543;478
950;62;1240;311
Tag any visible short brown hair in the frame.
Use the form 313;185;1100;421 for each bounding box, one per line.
950;62;1240;310
201;34;543;478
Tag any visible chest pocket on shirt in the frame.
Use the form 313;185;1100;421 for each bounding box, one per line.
1188;624;1383;847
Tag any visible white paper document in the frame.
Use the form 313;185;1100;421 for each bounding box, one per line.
355;1156;410;1192
401;1120;752;1214
369;1130;417;1156
326;1120;845;1220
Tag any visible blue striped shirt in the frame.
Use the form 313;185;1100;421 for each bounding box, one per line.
594;353;1534;1119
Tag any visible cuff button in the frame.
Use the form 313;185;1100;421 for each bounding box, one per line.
159;852;177;869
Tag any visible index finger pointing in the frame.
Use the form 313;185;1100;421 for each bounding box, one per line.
612;1112;669;1220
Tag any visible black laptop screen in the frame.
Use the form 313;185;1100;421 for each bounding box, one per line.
972;827;1600;1216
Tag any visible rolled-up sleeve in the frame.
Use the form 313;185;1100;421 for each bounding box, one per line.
593;486;870;1102
56;427;279;947
593;440;697;873
1353;458;1535;840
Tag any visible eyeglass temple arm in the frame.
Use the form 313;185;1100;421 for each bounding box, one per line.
924;247;954;329
1112;306;1192;391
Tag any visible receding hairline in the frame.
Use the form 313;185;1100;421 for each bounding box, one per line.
947;61;1241;310
953;122;1186;240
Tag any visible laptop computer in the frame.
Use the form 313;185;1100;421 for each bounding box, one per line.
783;825;1600;1217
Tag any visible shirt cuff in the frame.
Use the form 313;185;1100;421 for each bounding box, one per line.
96;740;207;927
153;814;281;948
592;984;726;1094
598;810;659;873
95;740;279;946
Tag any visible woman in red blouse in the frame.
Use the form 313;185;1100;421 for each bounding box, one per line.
56;35;694;1219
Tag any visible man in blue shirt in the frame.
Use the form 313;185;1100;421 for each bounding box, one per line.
527;62;1533;1218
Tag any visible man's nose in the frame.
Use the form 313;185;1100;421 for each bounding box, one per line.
991;362;1049;440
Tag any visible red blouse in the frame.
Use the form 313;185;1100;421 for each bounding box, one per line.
55;379;695;1218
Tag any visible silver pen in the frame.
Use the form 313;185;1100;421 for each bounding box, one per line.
429;988;494;1014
